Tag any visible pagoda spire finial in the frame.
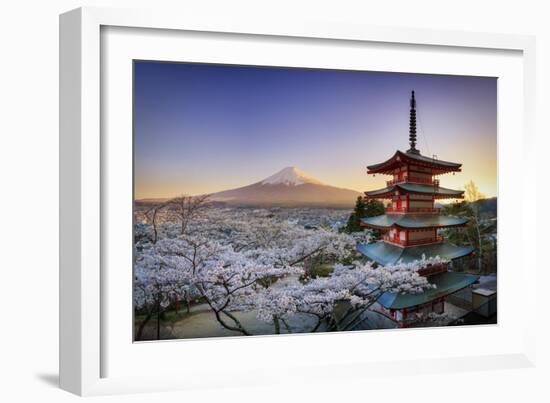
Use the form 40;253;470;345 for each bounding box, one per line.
407;90;420;155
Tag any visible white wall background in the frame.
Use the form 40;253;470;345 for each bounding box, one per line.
0;1;548;401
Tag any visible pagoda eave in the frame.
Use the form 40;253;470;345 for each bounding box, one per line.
364;182;464;199
376;271;480;310
363;192;464;200
360;214;469;229
367;150;462;176
356;241;474;266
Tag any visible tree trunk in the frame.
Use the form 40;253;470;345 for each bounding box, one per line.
135;310;154;341
152;209;158;244
156;297;161;340
476;224;483;273
273;315;280;334
152;221;158;244
473;208;483;273
222;311;251;335
213;310;251;335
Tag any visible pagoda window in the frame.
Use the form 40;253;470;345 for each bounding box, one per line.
410;194;432;200
409;199;434;209
392;166;408;183
408;228;436;241
408;165;434;184
410;164;431;173
409;172;432;183
408;174;432;185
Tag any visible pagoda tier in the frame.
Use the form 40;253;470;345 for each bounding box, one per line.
364;182;464;200
361;214;468;230
377;271;479;310
357;241;474;266
367;149;462;176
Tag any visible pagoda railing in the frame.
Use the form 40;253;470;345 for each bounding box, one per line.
406;235;444;246
386;178;404;186
417;263;448;277
383;235;443;247
385;207;441;214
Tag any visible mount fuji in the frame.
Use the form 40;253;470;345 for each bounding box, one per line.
211;167;361;207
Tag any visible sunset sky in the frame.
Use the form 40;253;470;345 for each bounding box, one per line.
134;61;497;200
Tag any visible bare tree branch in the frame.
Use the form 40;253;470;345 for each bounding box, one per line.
167;194;211;235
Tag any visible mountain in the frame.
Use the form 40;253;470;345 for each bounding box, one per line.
436;197;497;217
211;167;361;207
471;197;497;217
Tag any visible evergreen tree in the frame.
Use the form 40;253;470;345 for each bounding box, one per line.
345;196;384;233
441;197;496;274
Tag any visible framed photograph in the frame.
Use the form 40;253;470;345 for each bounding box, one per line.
60;7;537;396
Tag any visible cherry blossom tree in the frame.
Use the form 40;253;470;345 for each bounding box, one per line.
167;194;210;235
134;203;449;339
134;236;303;338
134;245;192;340
137;201;170;244
253;258;441;334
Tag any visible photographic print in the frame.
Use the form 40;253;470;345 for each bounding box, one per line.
133;61;497;341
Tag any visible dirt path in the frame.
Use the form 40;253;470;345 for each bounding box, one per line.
165;305;320;339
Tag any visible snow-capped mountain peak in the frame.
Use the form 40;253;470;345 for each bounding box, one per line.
260;166;324;186
210;166;361;207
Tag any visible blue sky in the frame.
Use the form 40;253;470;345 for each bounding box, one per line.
134;61;497;199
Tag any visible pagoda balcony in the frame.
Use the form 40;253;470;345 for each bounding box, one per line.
386;178;440;187
383;234;444;247
385;206;441;214
416;262;448;277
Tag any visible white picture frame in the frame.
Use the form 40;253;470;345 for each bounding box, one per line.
59;6;537;396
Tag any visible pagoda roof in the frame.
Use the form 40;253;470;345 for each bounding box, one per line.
361;214;468;229
367;150;462;175
377;271;480;309
365;182;464;199
356;241;474;266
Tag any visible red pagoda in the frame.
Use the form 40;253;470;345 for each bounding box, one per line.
357;91;478;326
